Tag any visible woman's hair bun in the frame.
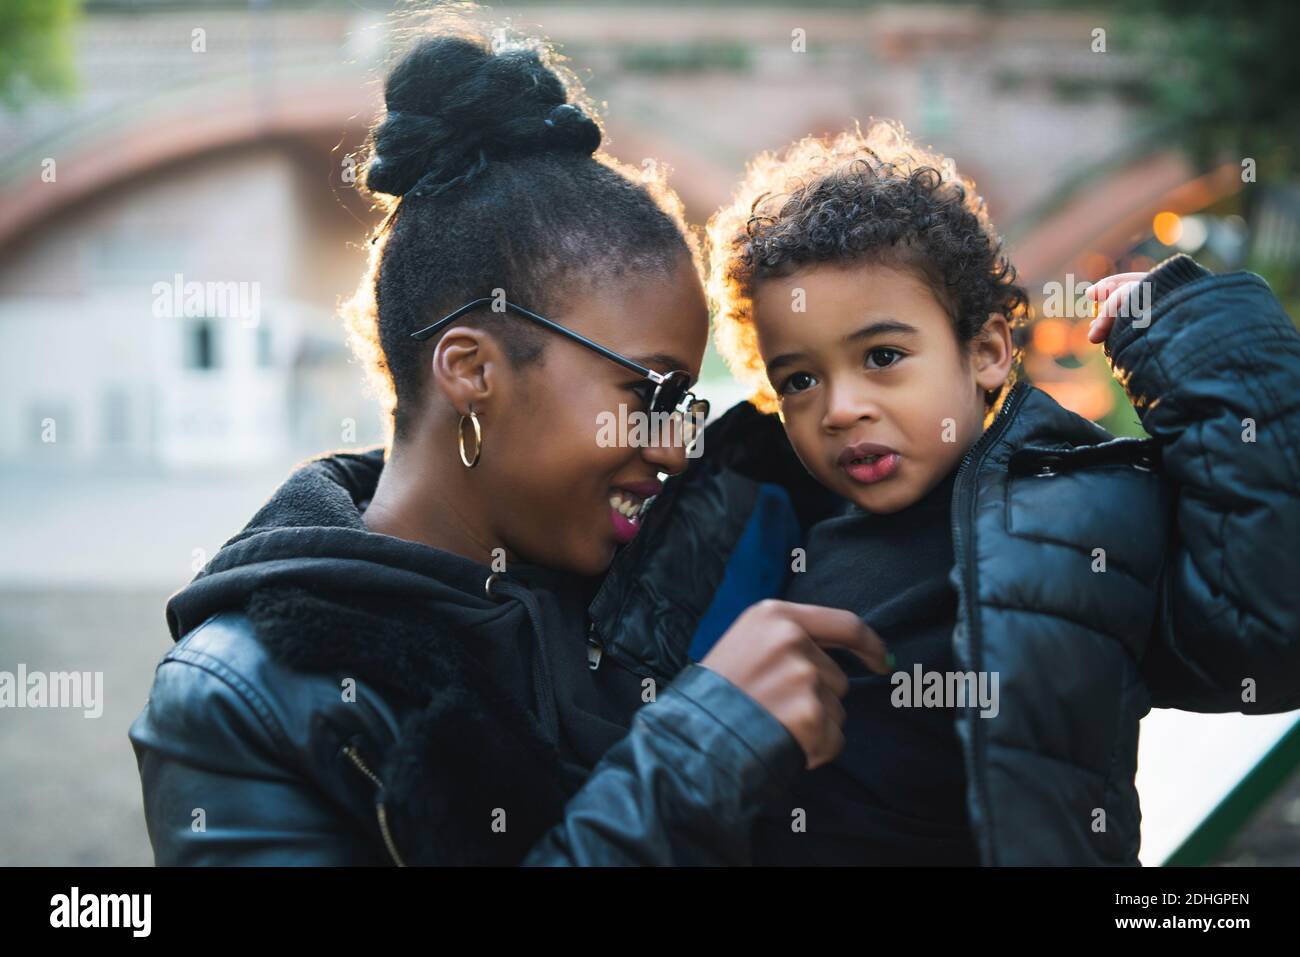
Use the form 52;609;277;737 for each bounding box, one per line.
365;34;602;200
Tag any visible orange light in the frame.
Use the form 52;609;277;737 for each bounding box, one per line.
1032;318;1071;357
1070;319;1095;354
1036;379;1114;422
1153;211;1183;246
1078;251;1113;281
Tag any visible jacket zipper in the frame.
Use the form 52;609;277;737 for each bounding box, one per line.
586;466;695;671
586;620;603;670
588;617;677;689
950;380;1028;867
342;742;407;867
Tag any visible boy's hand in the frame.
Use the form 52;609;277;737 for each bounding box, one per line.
1085;271;1149;344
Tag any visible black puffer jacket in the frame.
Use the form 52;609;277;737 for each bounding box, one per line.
608;253;1300;865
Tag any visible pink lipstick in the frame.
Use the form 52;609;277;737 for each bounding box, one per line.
608;479;663;545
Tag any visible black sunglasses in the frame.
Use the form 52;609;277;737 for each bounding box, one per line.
410;297;709;451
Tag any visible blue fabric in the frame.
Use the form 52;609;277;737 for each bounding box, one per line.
687;483;803;661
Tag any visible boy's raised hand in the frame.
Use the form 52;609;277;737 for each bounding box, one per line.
1085;271;1149;344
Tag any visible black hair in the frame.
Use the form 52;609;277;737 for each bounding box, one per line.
707;119;1029;414
345;29;698;441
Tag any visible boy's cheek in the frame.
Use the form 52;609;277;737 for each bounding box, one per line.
784;429;832;486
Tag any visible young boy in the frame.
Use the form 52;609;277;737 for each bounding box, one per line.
683;118;1300;864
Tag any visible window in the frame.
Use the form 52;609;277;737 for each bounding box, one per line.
256;322;273;368
184;318;219;370
102;387;131;446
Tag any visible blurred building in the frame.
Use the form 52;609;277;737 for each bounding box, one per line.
1;1;1217;471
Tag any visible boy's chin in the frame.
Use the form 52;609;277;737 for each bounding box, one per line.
847;490;917;515
834;475;924;515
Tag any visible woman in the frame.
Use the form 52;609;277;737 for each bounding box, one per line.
127;26;885;866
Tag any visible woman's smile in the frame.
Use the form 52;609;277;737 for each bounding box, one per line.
607;478;662;544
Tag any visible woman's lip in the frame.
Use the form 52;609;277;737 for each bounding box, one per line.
842;452;901;485
608;479;660;545
609;506;641;544
614;478;664;499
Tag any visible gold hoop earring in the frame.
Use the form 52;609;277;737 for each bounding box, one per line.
458;407;482;468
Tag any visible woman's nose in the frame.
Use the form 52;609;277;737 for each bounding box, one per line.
640;416;691;475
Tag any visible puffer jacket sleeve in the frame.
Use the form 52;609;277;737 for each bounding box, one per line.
522;663;805;865
1104;252;1300;713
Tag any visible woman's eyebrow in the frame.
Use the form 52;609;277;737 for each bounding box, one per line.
631;351;691;372
844;319;921;342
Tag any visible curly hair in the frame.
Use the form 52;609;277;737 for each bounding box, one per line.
342;22;699;443
705;118;1029;414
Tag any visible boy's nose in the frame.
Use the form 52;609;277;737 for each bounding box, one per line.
822;382;879;431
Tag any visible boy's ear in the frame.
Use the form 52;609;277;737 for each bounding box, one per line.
971;312;1013;393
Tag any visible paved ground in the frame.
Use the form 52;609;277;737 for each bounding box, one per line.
1;587;171;865
1217;769;1300;866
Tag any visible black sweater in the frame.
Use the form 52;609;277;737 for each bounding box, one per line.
751;465;980;865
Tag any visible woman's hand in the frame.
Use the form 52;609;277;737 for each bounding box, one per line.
700;599;889;770
1085;271;1150;343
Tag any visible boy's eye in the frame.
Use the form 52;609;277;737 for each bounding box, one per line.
778;371;818;395
866;347;904;369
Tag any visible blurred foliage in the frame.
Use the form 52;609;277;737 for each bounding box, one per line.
619;41;751;74
1112;0;1299;182
0;0;81;111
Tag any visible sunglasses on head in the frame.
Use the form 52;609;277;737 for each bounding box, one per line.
409;296;710;451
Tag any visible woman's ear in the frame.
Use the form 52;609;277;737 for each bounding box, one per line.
971;312;1013;394
429;325;503;416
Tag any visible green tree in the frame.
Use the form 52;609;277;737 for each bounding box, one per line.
0;0;80;111
1118;0;1298;181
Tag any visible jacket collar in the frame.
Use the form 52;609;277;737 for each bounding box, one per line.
241;581;579;865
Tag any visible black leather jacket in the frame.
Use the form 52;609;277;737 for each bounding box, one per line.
129;609;802;865
128;437;806;867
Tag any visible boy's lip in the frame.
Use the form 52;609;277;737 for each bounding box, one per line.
836;441;897;467
838;441;901;486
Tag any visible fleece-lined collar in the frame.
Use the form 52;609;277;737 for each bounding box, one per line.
164;446;621;863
